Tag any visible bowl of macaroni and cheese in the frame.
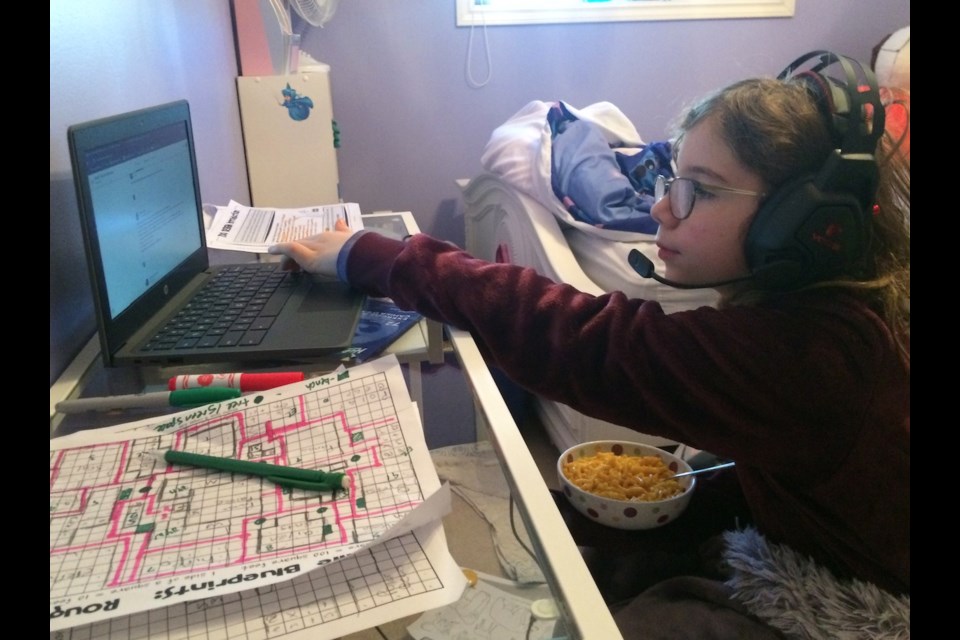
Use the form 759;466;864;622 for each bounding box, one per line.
557;440;695;530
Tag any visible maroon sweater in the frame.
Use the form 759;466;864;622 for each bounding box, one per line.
346;232;910;595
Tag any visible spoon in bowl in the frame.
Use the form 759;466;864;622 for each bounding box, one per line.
672;461;736;478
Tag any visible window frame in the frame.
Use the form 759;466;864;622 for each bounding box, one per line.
455;0;796;27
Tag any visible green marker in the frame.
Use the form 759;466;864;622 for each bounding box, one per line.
151;449;349;492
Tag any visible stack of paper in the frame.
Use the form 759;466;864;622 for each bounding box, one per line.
50;356;467;639
204;200;364;254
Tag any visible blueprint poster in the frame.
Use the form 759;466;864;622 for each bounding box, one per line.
50;357;455;632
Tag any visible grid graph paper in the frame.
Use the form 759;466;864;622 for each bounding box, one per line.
52;521;464;640
51;357;462;635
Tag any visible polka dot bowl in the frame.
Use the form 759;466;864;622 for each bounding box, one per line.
557;440;695;530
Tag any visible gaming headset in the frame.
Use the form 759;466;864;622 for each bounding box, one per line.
746;50;886;289
630;50;886;291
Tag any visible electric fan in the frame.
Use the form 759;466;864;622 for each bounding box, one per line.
267;0;340;33
289;0;340;27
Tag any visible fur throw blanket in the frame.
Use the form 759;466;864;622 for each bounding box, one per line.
722;527;910;639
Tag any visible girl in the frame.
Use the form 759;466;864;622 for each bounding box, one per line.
269;52;909;632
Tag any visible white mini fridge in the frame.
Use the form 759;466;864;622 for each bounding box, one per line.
236;65;340;208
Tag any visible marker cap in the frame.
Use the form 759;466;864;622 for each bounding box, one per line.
240;372;305;391
168;372;305;392
168;388;242;406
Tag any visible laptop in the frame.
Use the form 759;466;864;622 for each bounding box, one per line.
67;100;365;367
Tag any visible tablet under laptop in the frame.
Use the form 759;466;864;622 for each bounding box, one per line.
67;100;364;367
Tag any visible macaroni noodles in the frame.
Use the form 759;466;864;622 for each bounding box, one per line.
562;451;685;502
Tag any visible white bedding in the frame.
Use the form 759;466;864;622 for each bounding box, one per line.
478;98;718;312
465;99;724;453
461;172;716;454
462;172;718;312
563;229;719;313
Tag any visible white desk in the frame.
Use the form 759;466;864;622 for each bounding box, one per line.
446;327;622;639
49;211;622;639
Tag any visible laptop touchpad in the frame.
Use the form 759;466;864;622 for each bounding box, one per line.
297;283;360;313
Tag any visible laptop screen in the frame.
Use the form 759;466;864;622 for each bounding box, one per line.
69;100;211;362
80;115;203;321
69;100;366;368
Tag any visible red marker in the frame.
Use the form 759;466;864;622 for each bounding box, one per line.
168;372;305;393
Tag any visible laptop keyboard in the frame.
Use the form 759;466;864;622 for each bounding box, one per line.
142;264;296;352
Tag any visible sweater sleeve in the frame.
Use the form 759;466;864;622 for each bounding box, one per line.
343;232;897;481
343;232;910;594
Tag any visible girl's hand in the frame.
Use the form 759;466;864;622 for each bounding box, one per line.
267;218;352;276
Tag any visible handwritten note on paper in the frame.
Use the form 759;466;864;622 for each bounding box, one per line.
50;356;461;633
408;574;558;640
205;200;364;253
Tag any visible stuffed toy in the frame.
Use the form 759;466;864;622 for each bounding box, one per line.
545;102;662;233
871;26;910;161
615;141;674;197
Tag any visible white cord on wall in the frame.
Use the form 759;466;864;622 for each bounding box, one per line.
465;10;492;88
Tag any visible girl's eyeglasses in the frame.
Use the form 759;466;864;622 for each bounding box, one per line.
655;175;764;220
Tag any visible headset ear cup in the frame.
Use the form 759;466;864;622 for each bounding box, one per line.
746;175;815;286
746;176;867;289
746;51;882;290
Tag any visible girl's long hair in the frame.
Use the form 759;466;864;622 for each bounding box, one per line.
672;78;910;361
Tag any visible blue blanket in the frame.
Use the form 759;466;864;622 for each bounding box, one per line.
547;103;672;234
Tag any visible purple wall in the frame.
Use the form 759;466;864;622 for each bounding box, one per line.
51;1;249;384
300;1;909;246
50;0;909;386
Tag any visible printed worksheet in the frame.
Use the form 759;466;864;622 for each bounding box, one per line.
51;516;466;640
205;200;363;253
408;571;559;640
50;356;461;632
